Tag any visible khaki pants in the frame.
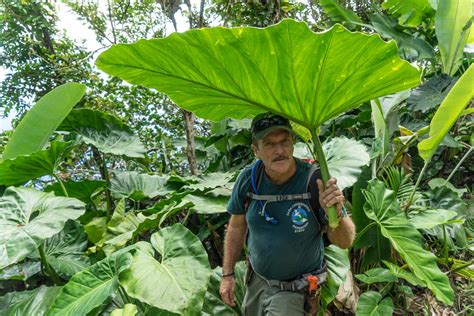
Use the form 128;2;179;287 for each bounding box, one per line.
242;269;320;316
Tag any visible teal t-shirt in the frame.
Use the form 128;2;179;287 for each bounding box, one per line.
227;158;327;280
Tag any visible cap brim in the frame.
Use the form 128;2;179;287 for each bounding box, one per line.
253;126;293;140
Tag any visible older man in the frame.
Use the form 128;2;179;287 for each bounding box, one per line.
219;113;355;315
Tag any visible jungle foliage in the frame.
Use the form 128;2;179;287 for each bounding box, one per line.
0;0;473;315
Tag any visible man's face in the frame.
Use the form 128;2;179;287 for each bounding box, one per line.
252;130;295;175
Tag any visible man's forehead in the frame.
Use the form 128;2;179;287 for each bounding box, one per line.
261;129;291;141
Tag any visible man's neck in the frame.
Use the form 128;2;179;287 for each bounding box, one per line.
265;158;297;185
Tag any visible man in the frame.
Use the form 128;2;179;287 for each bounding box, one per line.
219;112;355;315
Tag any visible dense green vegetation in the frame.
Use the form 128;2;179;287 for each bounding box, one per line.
0;0;472;315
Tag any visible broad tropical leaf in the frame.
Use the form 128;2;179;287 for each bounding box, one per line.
0;261;41;281
119;224;211;314
2;83;85;160
58;108;146;158
202;261;247;316
183;194;229;214
45;180;106;204
322;137;370;190
320;0;363;27
362;180;454;305
355;268;397;285
110;171;171;201
0;141;73;186
382;0;434;27
0;187;85;269
409;209;458;229
382;261;425;286
320;245;351;313
418;64;474;161
183;172;235;192
370;13;434;59
435;0;473;75
407;74;456;113
356;291;394;316
47;252;132;316
0;286;62;316
40;221;90;277
96;19;420;129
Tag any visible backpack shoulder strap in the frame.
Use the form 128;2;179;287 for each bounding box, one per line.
306;164;327;228
244;160;265;212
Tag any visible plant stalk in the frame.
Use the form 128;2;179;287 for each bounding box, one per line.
445;146;472;184
404;160;430;213
53;174;69;197
38;244;63;285
310;129;339;228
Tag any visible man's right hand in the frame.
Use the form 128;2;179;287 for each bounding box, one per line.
219;276;236;306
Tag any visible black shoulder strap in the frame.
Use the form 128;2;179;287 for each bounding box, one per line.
306;166;327;229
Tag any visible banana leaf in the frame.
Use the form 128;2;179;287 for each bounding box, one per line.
435;0;472;75
2;83;85;160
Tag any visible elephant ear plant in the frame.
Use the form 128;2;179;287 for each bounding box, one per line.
96;18;420;228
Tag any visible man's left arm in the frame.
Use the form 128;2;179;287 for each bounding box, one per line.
317;178;355;249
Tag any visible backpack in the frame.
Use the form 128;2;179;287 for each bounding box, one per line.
244;159;327;229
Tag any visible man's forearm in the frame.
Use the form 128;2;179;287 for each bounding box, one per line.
327;216;355;249
223;216;247;274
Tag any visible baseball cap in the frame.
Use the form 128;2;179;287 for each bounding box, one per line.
251;112;293;140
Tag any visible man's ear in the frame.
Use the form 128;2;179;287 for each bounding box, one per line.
251;143;259;159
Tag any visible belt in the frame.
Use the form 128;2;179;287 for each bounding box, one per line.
255;268;328;293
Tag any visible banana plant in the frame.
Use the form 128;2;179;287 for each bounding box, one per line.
96;19;420;228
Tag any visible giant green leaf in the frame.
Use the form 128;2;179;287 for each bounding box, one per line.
47;252;132;316
435;0;473;75
2;83;85;160
96;19;420;129
418;64;474;161
110;171;171;201
407;74;456;113
382;0;434;27
119;224;211;315
0;261;41;281
202;261;247;316
382;261;425;286
58;108;146;158
362;180;454;305
356;291;394;316
183;194;229;214
0;187;85;269
0;141;73;186
0;286;62;316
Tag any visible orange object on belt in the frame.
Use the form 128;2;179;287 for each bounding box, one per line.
307;274;319;294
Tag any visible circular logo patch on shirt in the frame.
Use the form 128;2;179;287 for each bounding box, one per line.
291;207;308;226
287;203;310;232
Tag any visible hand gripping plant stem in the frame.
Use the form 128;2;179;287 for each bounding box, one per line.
311;129;339;229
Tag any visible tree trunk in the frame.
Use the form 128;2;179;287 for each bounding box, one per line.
183;109;199;175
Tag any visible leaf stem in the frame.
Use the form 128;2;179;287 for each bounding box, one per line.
53;174;69;197
38;244;63;285
445;146;472;184
353;221;377;245
404;160;430;214
310;129;338;228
